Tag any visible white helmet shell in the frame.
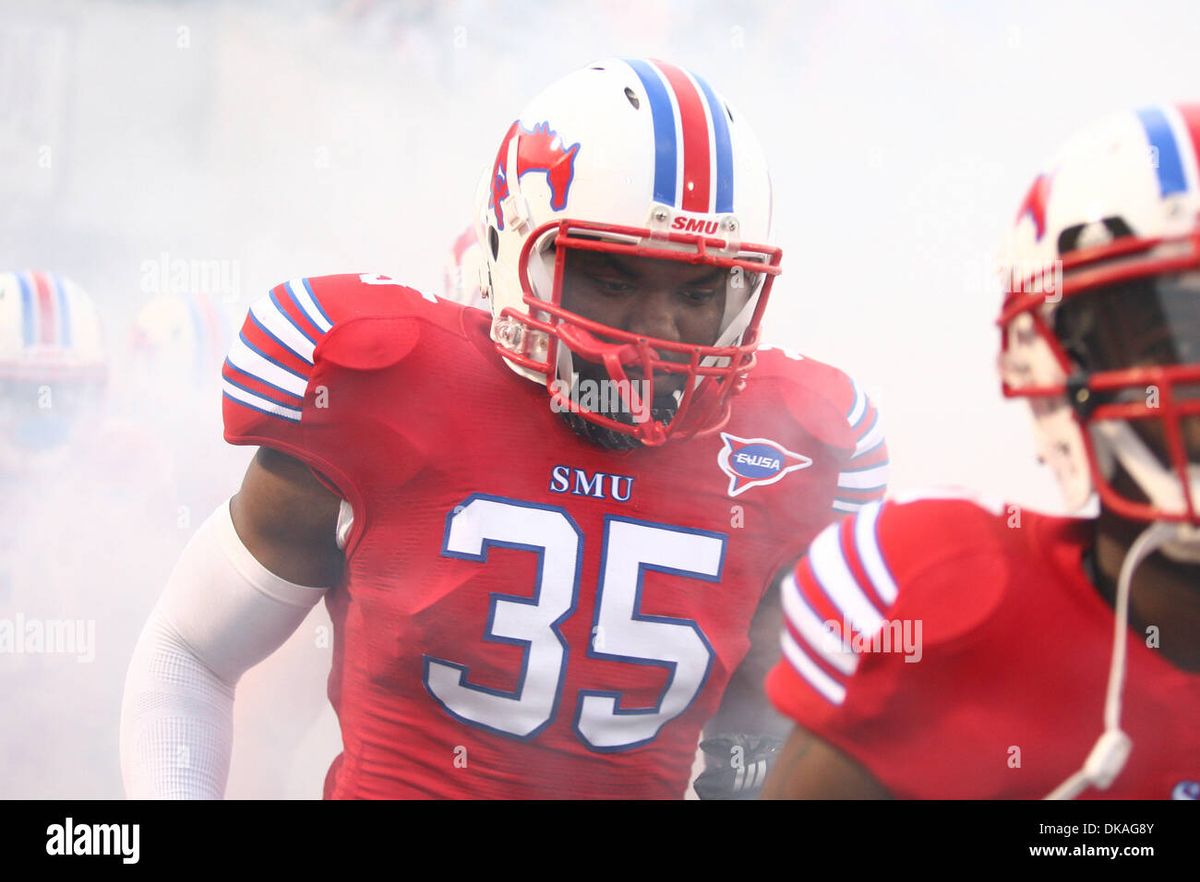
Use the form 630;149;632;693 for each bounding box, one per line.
0;270;105;379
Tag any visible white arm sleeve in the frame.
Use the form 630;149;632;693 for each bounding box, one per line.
119;498;329;799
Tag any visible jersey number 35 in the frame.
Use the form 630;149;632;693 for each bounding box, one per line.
424;494;727;751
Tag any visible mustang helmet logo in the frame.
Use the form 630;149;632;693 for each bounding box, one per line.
489;120;580;231
1016;172;1052;242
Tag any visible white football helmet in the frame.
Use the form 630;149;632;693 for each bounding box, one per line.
474;58;782;447
129;290;233;389
0;270;106;456
998;104;1200;539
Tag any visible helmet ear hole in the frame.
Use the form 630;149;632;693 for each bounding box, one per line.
624;87;640;110
488;226;500;260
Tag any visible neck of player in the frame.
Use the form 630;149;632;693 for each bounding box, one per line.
1092;477;1200;672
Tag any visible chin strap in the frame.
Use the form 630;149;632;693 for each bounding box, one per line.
1045;520;1179;799
1093;422;1200;561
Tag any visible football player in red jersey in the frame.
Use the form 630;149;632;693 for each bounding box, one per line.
119;59;889;799
762;105;1200;800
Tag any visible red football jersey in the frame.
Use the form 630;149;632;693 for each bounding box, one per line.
221;273;888;798
766;494;1200;799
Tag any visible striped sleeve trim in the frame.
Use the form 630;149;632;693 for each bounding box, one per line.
809;524;887;633
781;627;847;706
222;278;332;423
836;379;889;507
780;570;858;676
222;375;303;422
846;377;869;429
248;291;318;365
287;277;333;333
777;502;899;705
837;462;890;490
853;501;899;605
226;331;308;397
851;409;886;458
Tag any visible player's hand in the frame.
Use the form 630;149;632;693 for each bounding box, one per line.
693;733;783;800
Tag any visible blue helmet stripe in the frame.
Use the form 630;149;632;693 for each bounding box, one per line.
624;58;677;206
1137;106;1187;197
17;272;35;346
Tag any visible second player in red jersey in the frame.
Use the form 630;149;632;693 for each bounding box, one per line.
766;494;1199;798
763;104;1200;800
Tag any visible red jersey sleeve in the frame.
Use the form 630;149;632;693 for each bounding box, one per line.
220;273;436;490
765;495;1009;798
754;346;890;515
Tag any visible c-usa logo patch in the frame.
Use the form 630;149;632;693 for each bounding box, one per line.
717;433;813;497
1172;780;1200;800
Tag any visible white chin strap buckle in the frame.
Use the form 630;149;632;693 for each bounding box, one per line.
1082;729;1132;790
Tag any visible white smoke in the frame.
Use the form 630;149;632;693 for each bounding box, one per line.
3;0;1200;798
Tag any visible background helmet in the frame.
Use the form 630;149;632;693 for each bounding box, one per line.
474;57;781;446
998;104;1200;531
128;290;232;391
0;270;106;456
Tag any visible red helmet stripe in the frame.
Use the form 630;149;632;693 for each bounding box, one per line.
32;270;56;345
652;59;712;214
1176;103;1200;187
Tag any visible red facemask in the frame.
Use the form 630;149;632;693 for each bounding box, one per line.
493;219;782;447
